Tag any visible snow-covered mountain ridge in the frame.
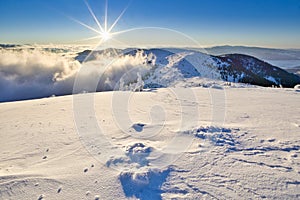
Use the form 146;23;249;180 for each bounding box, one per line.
76;48;300;88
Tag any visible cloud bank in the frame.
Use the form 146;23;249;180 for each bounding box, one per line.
0;48;153;102
74;51;153;93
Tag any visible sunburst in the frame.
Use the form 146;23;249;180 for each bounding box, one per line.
68;0;200;49
70;0;131;46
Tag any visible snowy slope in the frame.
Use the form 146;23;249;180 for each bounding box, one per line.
77;48;300;88
1;87;299;199
216;54;300;87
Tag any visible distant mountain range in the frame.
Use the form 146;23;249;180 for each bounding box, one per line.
0;44;21;48
76;48;300;88
2;43;300;68
203;45;300;68
286;66;300;76
1;44;299;87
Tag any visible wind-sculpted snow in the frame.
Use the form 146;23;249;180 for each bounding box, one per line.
0;87;299;199
107;142;172;199
106;143;153;168
184;126;240;147
119;168;171;200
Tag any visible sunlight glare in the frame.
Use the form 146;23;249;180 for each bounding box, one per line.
71;0;133;46
101;31;111;41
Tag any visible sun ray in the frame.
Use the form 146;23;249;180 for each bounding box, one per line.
111;37;129;47
68;16;101;34
96;38;105;48
107;4;129;33
109;43;121;57
110;27;138;36
84;0;104;33
104;0;108;32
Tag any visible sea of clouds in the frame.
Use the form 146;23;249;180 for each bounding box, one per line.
0;47;153;102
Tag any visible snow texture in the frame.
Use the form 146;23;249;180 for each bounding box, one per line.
1;86;299;199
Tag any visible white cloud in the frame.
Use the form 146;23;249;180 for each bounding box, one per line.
73;50;154;92
0;48;153;102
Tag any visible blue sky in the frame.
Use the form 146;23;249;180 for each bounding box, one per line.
0;0;300;48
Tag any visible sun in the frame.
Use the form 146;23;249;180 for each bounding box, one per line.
101;31;111;42
70;0;130;45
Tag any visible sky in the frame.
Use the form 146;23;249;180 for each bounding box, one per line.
0;0;300;48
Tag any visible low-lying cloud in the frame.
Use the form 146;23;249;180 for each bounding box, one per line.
74;51;153;92
0;48;153;102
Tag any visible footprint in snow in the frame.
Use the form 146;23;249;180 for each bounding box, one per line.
291;153;298;158
132;123;145;132
267;138;276;142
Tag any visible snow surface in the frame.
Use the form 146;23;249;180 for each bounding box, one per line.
1;86;300;199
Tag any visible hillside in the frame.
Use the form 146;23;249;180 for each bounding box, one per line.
216;54;300;87
118;49;300;88
0;87;299;199
204;45;300;68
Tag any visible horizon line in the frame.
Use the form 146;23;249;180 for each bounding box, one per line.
1;43;300;50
